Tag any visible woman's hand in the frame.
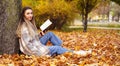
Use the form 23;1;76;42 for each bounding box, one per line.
39;30;48;37
39;31;45;37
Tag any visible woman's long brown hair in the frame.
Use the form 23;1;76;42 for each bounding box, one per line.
16;7;36;38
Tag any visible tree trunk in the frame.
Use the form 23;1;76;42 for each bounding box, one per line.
107;11;110;22
118;13;120;22
81;14;85;25
0;0;21;54
49;18;57;30
56;20;66;30
83;13;88;32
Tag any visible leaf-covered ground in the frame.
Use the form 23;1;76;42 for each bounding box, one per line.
0;29;120;66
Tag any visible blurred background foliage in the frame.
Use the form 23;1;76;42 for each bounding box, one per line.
22;0;77;30
22;0;120;31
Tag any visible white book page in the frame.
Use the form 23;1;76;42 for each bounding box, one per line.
40;19;52;31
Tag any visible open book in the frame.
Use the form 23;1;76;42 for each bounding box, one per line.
40;19;52;31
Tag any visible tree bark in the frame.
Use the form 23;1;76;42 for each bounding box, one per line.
0;0;21;54
81;13;85;25
118;13;120;22
56;20;66;30
83;13;88;32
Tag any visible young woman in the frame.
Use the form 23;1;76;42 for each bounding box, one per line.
16;7;92;56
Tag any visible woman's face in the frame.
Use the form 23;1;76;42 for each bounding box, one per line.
24;9;33;21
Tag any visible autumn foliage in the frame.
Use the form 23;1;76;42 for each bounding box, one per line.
22;0;76;30
0;30;120;66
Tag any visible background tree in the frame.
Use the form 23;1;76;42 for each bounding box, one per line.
91;0;110;22
77;0;100;32
111;0;120;5
110;2;120;22
0;0;21;54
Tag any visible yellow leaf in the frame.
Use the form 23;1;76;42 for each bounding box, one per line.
75;46;81;50
0;64;6;66
79;61;86;66
50;62;56;66
92;52;97;56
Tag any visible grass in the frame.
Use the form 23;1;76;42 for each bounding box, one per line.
61;22;120;32
61;26;106;32
86;22;120;28
61;27;83;32
61;25;120;34
88;24;120;28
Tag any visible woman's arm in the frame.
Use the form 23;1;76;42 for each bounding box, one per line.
21;25;40;55
21;25;49;56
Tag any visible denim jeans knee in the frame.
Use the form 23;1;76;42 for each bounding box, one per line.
40;32;62;46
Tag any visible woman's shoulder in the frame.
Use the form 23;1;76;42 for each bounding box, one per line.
21;22;28;31
22;22;27;26
21;22;27;28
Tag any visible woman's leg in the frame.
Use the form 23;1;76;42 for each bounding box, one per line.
39;32;62;46
48;46;68;56
48;46;92;56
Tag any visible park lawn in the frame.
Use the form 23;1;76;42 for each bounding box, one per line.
0;29;120;66
88;24;120;28
86;22;120;28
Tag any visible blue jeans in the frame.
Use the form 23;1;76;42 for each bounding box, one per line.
39;32;68;55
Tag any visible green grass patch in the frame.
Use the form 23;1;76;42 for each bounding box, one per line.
88;24;120;28
61;26;98;32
